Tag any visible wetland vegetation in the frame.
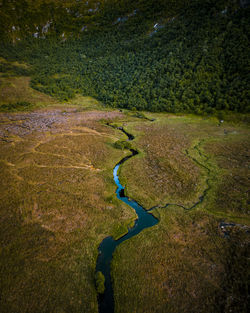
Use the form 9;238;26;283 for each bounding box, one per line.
0;97;248;312
0;1;249;313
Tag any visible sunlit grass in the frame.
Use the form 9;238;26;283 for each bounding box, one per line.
0;80;249;313
112;114;249;313
112;205;249;313
0;76;58;109
0;108;137;313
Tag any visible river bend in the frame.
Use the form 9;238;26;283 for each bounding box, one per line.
95;124;211;313
95;127;158;313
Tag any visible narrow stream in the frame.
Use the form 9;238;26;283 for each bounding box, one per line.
95;124;211;313
95;128;158;313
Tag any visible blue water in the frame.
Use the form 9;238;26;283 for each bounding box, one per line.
95;125;212;313
96;150;158;313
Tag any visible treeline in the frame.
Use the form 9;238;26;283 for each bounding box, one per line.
0;62;32;77
0;0;249;113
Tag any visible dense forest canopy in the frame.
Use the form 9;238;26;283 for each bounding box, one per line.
0;0;249;113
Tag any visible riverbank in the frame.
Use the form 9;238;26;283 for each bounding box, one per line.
0;108;249;313
0;107;139;313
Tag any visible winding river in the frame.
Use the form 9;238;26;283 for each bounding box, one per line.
95;123;211;313
95;127;159;313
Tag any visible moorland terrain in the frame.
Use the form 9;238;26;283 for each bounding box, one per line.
0;1;249;313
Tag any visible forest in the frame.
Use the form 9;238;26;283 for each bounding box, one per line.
0;0;249;114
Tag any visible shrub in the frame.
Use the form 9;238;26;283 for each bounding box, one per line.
95;271;105;294
0;101;33;112
114;140;132;150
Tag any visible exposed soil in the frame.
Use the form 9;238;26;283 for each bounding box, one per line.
0;108;124;139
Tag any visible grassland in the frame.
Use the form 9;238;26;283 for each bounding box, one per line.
0;106;141;313
1;108;249;313
112;114;250;313
0;58;107;113
0;61;249;312
0;57;57;110
120;114;249;218
112;206;249;313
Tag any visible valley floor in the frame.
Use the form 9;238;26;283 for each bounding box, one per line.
0;105;249;313
113;113;249;313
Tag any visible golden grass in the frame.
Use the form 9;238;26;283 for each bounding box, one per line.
112;113;250;313
202;132;250;220
0;105;249;313
0;108;137;313
120;117;201;208
112;206;249;313
120;114;249;217
0;76;58;107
